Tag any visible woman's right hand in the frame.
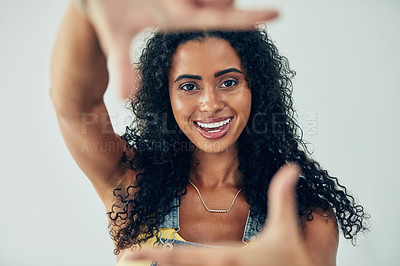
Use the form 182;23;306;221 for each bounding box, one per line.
73;0;278;97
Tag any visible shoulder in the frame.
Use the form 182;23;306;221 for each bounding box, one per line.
301;208;339;266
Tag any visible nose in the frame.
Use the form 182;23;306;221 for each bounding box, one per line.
199;87;224;114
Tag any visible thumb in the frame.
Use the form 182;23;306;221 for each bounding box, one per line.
221;9;278;29
264;163;300;234
108;40;138;98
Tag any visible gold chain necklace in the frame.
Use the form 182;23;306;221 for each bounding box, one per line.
188;180;242;213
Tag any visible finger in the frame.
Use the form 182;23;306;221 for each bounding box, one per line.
160;8;278;32
192;9;277;30
128;247;234;266
195;0;234;8
265;163;300;234
108;40;138;98
129;248;208;266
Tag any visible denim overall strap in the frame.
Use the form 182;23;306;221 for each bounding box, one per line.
159;197;180;229
242;211;263;242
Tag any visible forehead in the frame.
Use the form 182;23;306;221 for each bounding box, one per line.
169;38;242;77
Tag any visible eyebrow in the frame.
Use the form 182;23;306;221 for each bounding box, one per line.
174;67;243;83
174;74;202;83
215;68;243;78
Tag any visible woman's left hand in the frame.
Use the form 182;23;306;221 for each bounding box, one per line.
124;163;314;266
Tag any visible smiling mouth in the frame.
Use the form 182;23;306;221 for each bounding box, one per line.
194;117;233;139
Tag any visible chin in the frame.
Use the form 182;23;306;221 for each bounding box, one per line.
192;140;236;154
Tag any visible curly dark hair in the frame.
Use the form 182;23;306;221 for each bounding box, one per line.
107;28;369;255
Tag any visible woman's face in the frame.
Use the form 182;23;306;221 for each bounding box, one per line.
168;38;251;153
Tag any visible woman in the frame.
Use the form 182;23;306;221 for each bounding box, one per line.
51;1;368;265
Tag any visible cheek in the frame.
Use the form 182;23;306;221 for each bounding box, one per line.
235;89;252;122
170;94;197;125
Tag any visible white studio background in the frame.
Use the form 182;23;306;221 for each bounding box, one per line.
0;0;399;265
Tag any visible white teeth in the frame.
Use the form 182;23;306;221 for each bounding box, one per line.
196;118;231;129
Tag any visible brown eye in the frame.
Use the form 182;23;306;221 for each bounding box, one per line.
180;83;198;91
221;79;238;88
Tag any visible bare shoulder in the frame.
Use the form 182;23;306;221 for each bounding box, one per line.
301;208;339;266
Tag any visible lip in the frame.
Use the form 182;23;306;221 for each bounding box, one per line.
194;117;233;140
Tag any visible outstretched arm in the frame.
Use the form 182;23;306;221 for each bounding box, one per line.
50;3;128;204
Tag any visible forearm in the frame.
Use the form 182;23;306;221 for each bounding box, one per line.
50;2;109;117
